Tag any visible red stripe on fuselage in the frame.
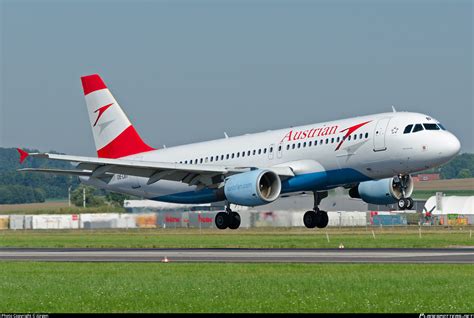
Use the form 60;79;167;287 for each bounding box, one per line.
97;125;155;158
81;74;107;96
335;120;372;151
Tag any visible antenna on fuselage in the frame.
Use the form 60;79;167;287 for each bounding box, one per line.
392;105;397;113
224;132;229;139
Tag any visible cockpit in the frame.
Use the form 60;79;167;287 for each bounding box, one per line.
403;123;446;134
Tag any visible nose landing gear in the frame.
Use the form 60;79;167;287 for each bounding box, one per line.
397;197;414;210
394;175;414;210
303;191;329;229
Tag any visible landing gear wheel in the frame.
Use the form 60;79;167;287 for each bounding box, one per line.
303;211;317;228
215;212;229;230
315;210;329;229
406;197;414;209
397;198;407;210
228;212;241;230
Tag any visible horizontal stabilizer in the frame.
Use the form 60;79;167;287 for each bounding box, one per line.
17;148;29;163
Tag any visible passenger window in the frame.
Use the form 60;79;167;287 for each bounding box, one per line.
365;132;369;138
237;152;240;158
205;157;208;163
221;155;224;160
308;141;312;147
253;150;256;155
314;140;318;146
297;143;301;148
348;135;351;141
278;145;282;151
258;149;262;154
423;123;440;130
270;147;273;153
354;135;357;140
286;145;290;150
359;133;363;139
200;158;203;164
336;137;340;143
331;138;334;143
413;124;424;132
325;139;329;144
184;161;187;164
247;150;251;156
226;154;229;160
303;142;306;148
263;148;267;154
231;153;234;159
403;125;413;134
292;144;295;149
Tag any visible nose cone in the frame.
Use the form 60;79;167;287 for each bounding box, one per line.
443;132;461;158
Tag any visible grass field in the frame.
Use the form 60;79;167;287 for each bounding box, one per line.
0;200;124;214
1;227;473;248
0;262;472;313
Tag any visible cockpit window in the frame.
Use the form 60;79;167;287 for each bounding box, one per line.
403;125;413;134
412;124;424;132
438;123;446;130
423;123;440;130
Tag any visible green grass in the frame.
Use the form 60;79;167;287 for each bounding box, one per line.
1;227;473;248
413;189;474;200
0;262;472;313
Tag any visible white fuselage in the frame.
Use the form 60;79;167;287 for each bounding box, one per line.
82;111;460;204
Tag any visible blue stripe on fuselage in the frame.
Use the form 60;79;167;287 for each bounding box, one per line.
151;168;371;204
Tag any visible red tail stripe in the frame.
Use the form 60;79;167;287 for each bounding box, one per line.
81;74;107;96
97;125;155;159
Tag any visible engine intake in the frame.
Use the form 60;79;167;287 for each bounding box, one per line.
224;169;281;206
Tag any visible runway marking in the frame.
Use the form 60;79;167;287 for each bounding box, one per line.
0;248;473;263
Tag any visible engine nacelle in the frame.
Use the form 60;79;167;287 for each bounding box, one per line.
224;169;281;206
349;176;414;205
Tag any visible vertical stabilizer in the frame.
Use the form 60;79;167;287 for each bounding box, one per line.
81;74;154;158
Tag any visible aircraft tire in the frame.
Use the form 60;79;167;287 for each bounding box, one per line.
303;211;317;228
215;212;229;230
228;212;241;230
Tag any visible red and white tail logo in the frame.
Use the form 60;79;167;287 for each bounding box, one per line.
81;74;154;158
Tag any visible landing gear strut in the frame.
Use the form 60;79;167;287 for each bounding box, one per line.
215;202;241;230
394;175;414;210
303;191;329;229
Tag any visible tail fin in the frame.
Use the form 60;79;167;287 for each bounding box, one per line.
81;74;155;158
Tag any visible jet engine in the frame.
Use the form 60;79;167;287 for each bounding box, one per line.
349;175;414;205
224;169;281;206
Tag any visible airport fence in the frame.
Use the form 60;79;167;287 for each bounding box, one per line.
0;211;472;230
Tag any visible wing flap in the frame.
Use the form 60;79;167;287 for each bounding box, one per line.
18;168;93;176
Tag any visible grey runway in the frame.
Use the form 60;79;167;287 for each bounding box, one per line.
0;248;473;263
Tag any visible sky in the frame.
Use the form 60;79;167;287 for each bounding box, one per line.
0;0;472;156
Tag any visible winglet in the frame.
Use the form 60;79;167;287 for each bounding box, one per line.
17;148;29;163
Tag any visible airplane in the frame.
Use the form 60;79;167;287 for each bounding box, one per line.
17;74;461;230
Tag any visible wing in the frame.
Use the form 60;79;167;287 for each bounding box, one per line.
17;150;294;188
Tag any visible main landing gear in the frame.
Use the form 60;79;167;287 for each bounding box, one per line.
215;202;241;230
303;191;329;229
394;175;414;210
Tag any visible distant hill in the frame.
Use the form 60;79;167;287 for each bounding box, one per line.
0;147;79;204
439;153;474;179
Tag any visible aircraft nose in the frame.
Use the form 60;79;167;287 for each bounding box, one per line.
443;132;461;158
